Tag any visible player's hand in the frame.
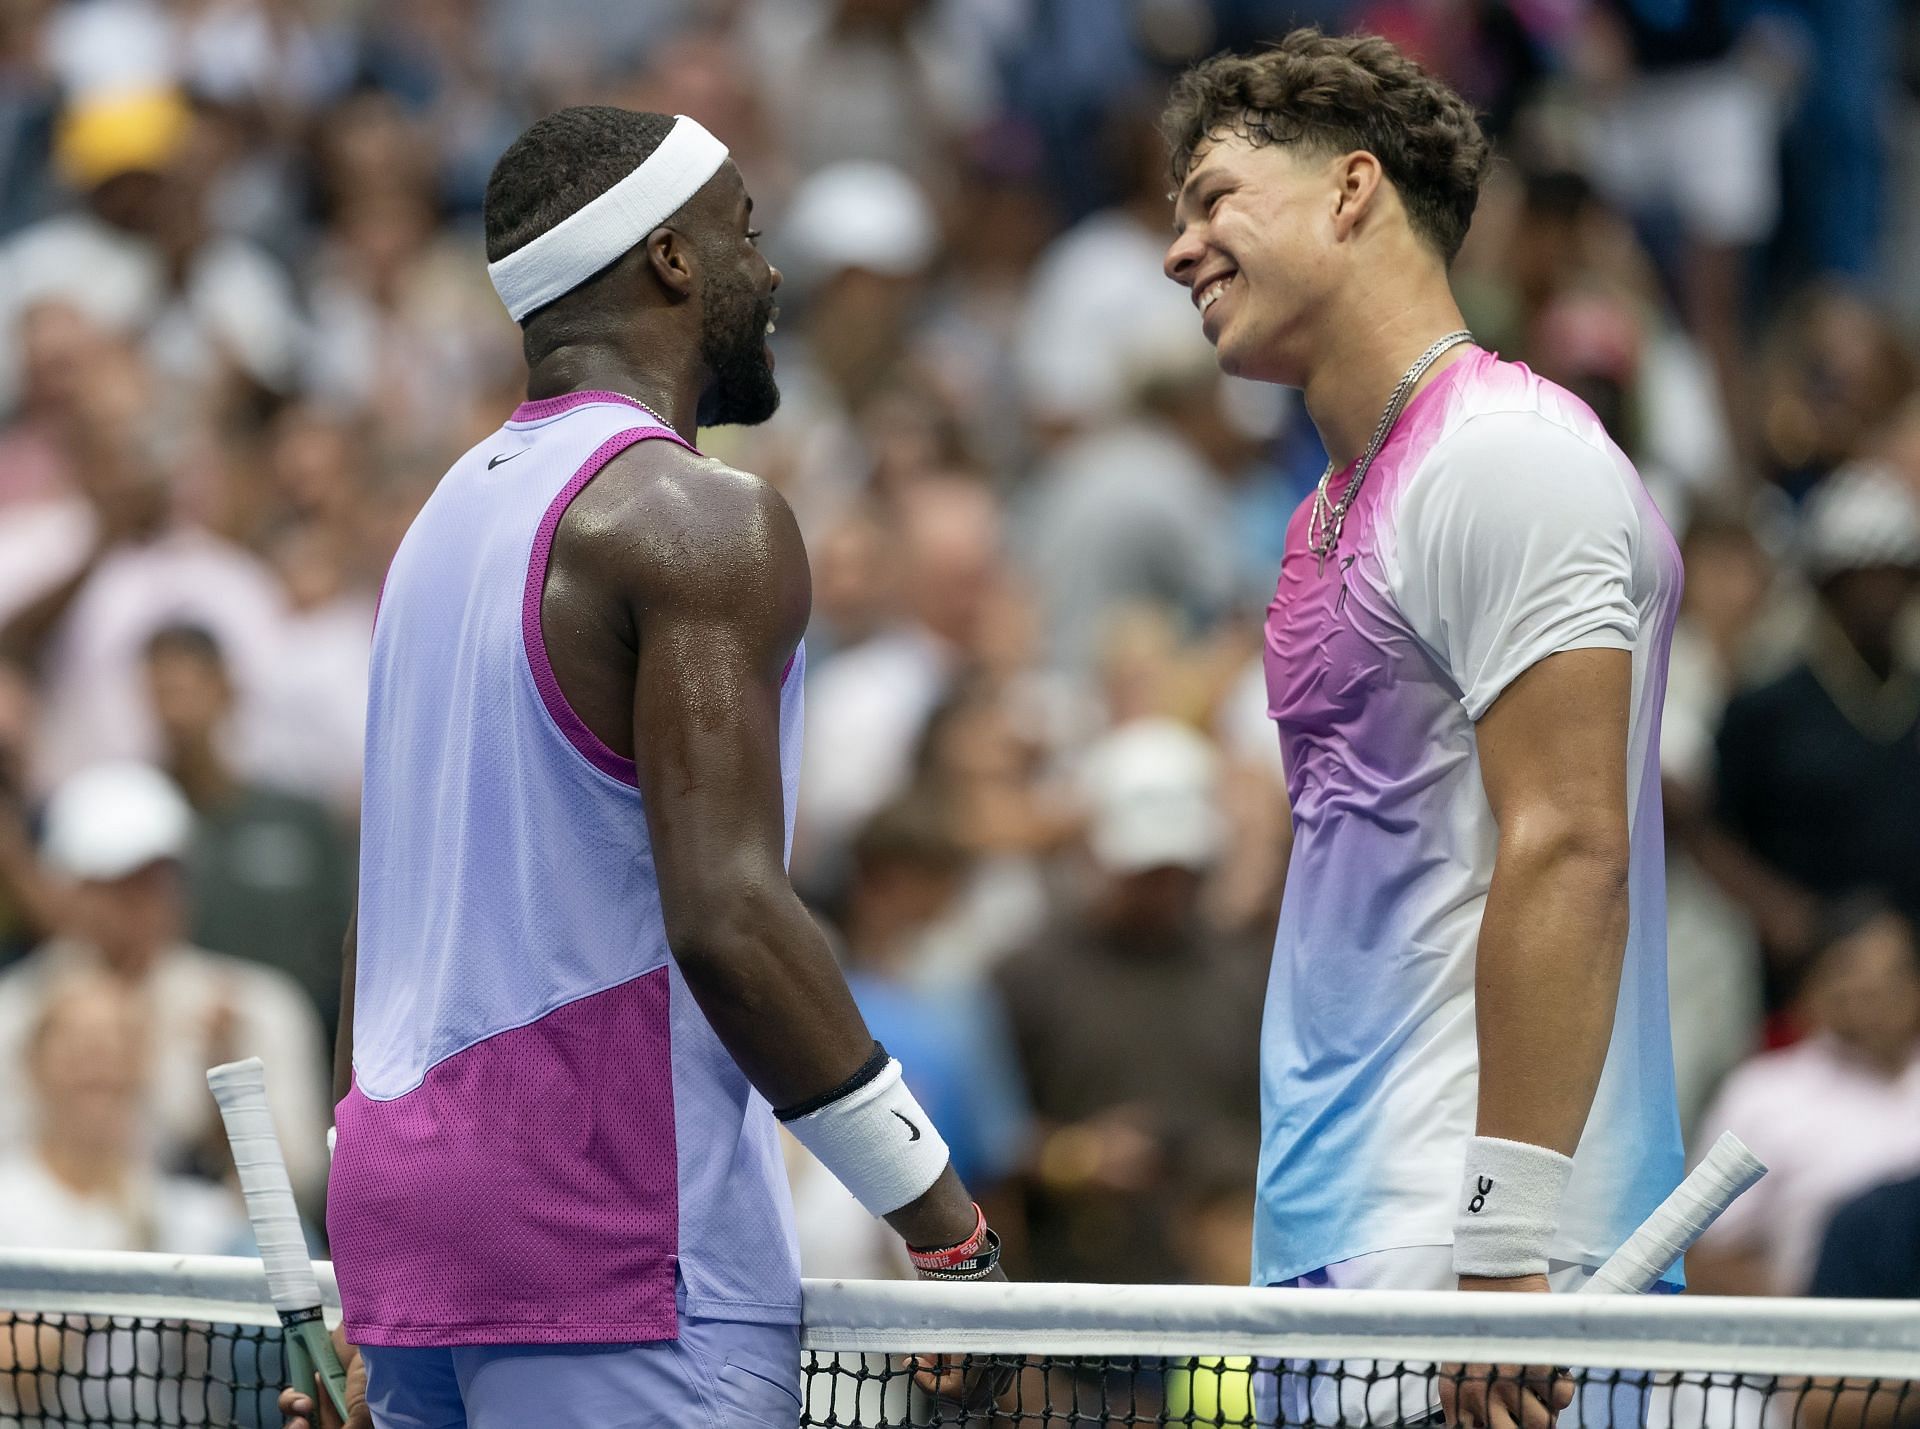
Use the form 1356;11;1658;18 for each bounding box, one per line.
906;1264;1018;1410
1439;1275;1574;1429
278;1331;369;1429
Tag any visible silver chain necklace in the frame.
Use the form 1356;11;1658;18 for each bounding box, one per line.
1307;330;1474;574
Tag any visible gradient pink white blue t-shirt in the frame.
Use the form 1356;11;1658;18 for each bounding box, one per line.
1255;348;1685;1287
328;392;805;1345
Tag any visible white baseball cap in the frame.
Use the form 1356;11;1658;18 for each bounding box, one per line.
41;761;193;881
1801;463;1920;580
1080;719;1224;875
781;161;938;280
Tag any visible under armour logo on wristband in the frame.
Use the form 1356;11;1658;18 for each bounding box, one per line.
1468;1176;1493;1214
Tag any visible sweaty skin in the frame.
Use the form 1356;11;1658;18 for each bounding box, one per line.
298;152;998;1429
330;157;980;1266
543;402;981;1250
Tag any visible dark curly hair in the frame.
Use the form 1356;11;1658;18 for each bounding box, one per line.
1162;29;1492;265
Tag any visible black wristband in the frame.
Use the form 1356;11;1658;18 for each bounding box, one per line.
915;1228;1002;1282
772;1041;890;1122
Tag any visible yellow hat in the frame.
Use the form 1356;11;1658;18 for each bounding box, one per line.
54;89;192;189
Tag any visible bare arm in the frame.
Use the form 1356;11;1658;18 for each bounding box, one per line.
1435;647;1636;1429
618;458;977;1251
1472;646;1634;1159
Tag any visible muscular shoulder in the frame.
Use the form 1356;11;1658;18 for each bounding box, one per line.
560;440;809;616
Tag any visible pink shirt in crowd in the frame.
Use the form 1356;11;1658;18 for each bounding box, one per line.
1695;1034;1920;1293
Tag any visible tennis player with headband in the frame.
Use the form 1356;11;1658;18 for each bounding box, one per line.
280;108;1001;1429
1162;31;1685;1429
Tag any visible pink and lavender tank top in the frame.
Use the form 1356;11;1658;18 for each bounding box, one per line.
329;391;806;1346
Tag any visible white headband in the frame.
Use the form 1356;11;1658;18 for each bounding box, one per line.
488;115;731;322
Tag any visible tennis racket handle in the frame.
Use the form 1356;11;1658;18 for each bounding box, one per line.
1581;1131;1766;1295
206;1058;326;1315
283;1311;351;1419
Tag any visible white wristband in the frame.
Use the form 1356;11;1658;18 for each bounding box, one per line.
1452;1135;1575;1279
779;1057;950;1218
326;1126;336;1162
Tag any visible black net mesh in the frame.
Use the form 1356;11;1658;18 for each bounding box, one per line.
796;1351;1919;1427
2;1314;286;1428
3;1314;1916;1429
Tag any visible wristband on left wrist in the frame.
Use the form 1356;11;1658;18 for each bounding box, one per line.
911;1223;1002;1281
907;1202;987;1270
1451;1135;1574;1280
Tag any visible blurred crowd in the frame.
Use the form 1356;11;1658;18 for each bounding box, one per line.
0;0;1916;1310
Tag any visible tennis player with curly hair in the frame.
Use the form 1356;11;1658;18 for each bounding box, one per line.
1162;30;1685;1428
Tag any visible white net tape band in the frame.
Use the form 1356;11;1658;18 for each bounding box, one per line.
3;1251;1916;1381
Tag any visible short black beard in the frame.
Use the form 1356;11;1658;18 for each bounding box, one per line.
696;262;780;428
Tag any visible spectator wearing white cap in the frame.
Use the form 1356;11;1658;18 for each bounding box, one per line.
1708;464;1920;996
992;719;1265;1284
0;761;329;1208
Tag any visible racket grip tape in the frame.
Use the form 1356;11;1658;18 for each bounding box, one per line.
1580;1131;1767;1295
206;1057;350;1417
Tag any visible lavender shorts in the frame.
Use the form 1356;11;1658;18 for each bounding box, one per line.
358;1315;802;1429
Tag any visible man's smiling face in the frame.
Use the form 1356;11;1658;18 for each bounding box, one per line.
1164;131;1347;389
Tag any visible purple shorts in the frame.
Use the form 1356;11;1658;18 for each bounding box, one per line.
358;1315;802;1429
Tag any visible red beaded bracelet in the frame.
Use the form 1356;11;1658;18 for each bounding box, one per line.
906;1203;988;1272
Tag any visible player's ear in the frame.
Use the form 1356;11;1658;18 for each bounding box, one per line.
645;227;696;300
1330;151;1385;241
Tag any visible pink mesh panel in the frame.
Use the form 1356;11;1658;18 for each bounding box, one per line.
329;968;679;1345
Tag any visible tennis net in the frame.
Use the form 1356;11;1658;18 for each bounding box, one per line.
2;1249;1916;1427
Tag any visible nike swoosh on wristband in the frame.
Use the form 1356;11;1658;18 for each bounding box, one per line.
892;1111;922;1142
487;451;523;469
